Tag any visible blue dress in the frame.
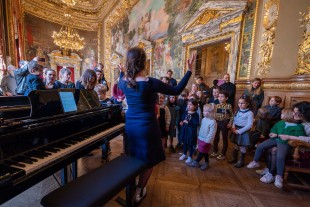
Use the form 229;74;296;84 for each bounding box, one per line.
119;71;192;167
179;111;200;146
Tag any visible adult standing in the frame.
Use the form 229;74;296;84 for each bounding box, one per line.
118;47;195;204
14;58;38;95
244;78;264;116
220;73;236;108
95;63;109;91
166;69;177;86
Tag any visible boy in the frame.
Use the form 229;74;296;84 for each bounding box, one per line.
94;84;113;161
195;76;209;95
264;96;282;126
24;63;45;96
207;86;220;105
94;84;113;106
211;91;234;160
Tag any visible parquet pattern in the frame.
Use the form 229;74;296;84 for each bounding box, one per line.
2;135;310;207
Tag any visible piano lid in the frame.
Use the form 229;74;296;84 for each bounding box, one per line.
27;89;101;119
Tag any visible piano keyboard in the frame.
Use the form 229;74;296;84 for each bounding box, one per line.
4;123;125;176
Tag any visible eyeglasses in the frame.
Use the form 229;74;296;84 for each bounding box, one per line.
292;111;301;116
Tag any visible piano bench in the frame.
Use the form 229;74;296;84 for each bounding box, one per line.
41;155;147;207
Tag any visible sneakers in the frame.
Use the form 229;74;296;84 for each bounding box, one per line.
185;157;192;164
256;167;269;176
274;175;283;188
134;187;146;203
187;160;199;167
179;154;187;160
200;162;209;171
246;161;260;169
210;152;217;158
216;153;225;160
260;172;275;184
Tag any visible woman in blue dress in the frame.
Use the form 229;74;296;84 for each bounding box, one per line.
118;47;195;203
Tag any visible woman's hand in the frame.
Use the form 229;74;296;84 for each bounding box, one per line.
269;133;277;138
187;51;197;72
118;64;125;73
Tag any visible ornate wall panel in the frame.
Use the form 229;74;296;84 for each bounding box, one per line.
179;1;247;83
256;0;280;78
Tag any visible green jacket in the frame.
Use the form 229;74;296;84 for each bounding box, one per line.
270;120;305;143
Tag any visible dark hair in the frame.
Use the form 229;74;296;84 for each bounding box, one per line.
126;47;146;88
29;63;43;73
167;69;173;74
218;90;229;98
94;68;103;73
98;63;104;69
256;107;270;121
213;86;220;91
188;98;198;110
239;94;255;110
213;79;218;86
188;93;198;100
292;101;310;121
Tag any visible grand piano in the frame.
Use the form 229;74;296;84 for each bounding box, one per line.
0;89;125;204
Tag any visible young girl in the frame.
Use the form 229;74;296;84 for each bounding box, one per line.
158;94;171;149
246;108;305;188
196;90;206;112
244;78;264;116
187;104;217;170
228;95;254;168
167;95;180;153
179;99;200;164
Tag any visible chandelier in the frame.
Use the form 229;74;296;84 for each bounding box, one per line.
52;2;84;55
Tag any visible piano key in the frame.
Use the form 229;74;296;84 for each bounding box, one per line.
0;164;25;181
12;156;33;164
4;160;26;168
13;123;125;175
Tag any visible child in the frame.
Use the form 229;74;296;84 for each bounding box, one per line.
263;96;282;126
179;99;200;164
94;84;113;106
158;94;171;149
196;90;206;112
207;86;220;105
167;95;180;153
246;108;305;188
243;78;264;116
176;89;189;149
228;95;254;168
250;107;271;148
211;91;234;160
188;83;198;98
94;84;114;161
187;104;217;170
24;63;45;96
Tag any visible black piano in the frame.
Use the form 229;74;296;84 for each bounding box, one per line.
0;89;125;204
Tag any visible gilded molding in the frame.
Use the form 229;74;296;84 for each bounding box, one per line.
103;0;139;83
219;15;243;31
181;34;195;43
256;0;280;78
22;0;117;31
184;32;235;74
187;10;222;30
295;7;310;75
236;82;310;90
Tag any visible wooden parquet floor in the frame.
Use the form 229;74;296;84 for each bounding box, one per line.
2;135;310;207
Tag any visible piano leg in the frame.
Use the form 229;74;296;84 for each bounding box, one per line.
61;167;68;185
71;161;77;180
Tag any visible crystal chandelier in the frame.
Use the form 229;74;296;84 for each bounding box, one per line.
52;12;85;55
